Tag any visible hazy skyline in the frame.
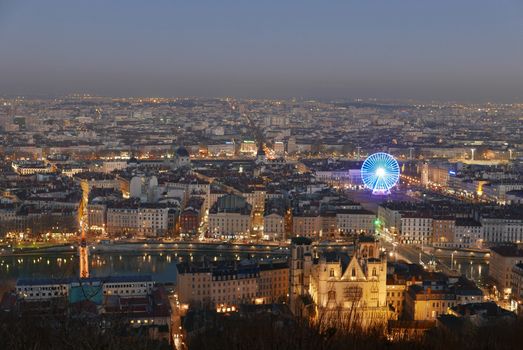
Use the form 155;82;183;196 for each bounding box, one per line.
1;0;523;102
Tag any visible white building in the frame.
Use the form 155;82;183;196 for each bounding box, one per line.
481;214;523;244
16;278;69;301
400;214;433;244
292;212;321;239
208;194;252;237
452;218;483;249
336;209;376;235
87;202;107;233
11;161;54;175
239;140;257;155
106;202;170;237
264;213;285;240
377;205;403;236
138;205;170;237
16;276;155;301
273;141;285;156
207;142;235;157
130;175;158;202
101;160;128;173
489;245;523;299
102;276;154;296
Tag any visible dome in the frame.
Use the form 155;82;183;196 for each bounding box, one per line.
176;146;189;157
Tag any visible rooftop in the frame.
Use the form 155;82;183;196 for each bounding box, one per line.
490;244;523;258
17;275;153;286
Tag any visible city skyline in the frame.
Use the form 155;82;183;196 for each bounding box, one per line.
2;2;523;349
1;0;523;102
1;89;523;350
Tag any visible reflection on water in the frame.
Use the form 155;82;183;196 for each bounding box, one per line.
0;250;287;289
439;256;489;286
0;251;489;291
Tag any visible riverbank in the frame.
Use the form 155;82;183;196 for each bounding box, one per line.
430;246;490;260
0;241;293;257
0;238;364;257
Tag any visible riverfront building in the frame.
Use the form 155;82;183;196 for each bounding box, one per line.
15;275;154;301
208;194;252;238
290;236;389;327
489;244;523;299
9;275;170;343
176;259;289;308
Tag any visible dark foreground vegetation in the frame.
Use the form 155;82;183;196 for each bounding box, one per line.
2;312;523;350
0;314;170;350
187;314;523;350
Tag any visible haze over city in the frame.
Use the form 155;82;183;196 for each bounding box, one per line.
1;0;523;101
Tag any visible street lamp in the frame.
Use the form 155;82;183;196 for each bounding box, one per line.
451;250;458;270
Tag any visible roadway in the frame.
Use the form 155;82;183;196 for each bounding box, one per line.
169;292;186;350
379;234;457;275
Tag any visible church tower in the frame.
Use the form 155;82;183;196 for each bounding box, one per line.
289;237;313;315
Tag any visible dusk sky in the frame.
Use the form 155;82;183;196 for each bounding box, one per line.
1;0;522;102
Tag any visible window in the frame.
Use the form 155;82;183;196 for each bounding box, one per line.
344;286;362;301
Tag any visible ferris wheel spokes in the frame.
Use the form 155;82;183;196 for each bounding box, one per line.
360;152;400;195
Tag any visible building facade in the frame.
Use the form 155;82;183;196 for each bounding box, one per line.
290;237;389;327
208;194;252;237
336;209;376;236
176;260;288;307
489;245;523;299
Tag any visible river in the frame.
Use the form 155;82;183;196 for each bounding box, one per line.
0;249;288;292
0;247;489;294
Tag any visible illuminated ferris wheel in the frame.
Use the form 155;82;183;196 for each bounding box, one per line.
361;152;400;194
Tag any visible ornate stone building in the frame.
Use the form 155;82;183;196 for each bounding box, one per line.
290;236;389;328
